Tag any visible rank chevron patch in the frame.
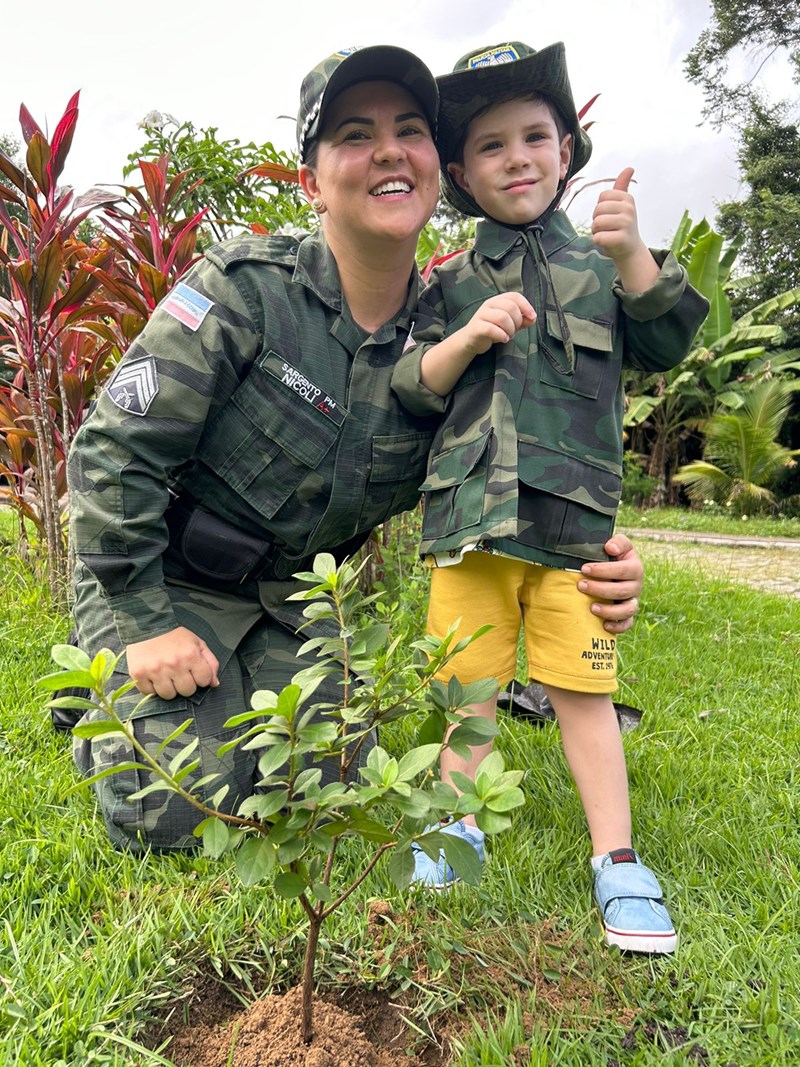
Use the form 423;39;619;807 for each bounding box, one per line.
107;356;159;416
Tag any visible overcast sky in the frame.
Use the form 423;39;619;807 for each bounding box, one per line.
0;0;791;246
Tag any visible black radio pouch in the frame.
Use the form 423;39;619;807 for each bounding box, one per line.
166;501;274;585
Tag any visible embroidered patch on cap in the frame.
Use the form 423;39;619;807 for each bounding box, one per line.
161;282;213;331
467;45;521;68
107;356;158;416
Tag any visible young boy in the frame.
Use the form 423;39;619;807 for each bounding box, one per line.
391;41;709;953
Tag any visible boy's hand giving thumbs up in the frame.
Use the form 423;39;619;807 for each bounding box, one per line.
591;167;660;293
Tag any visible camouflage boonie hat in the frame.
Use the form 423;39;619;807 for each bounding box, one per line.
297;45;439;163
436;41;593;218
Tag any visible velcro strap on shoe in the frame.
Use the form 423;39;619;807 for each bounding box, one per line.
594;863;664;912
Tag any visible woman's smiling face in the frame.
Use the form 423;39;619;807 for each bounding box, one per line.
302;79;441;253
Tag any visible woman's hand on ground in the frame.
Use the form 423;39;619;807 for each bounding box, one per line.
126;627;220;699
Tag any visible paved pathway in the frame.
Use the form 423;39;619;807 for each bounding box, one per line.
619;527;800;599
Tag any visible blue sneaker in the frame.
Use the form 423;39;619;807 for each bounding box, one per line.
593;848;677;954
411;820;486;890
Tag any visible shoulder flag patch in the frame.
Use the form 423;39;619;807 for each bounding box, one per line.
107;356;159;416
161;282;213;331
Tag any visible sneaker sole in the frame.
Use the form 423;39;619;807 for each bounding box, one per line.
604;925;677;954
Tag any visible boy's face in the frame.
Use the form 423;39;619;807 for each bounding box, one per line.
449;98;572;226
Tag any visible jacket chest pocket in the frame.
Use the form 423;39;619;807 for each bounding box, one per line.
539;311;614;399
196;352;343;519
419;429;492;539
357;430;436;529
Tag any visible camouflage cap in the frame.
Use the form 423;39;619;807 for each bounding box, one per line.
436;41;592;218
297;45;439;164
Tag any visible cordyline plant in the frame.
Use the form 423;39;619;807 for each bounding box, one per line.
0;92;119;594
0;94;210;597
41;553;525;1047
86;154;209;348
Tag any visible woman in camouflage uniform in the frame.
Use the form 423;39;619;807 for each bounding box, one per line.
67;45;646;851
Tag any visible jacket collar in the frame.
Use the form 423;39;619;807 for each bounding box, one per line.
472;209;578;261
292;229;420;338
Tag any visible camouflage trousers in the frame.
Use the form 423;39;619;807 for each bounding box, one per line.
72;563;365;852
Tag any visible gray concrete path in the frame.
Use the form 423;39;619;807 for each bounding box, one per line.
619;527;800;599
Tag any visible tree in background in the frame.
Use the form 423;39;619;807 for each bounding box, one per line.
684;1;799;129
715;103;800;347
127;113;313;243
684;2;800;482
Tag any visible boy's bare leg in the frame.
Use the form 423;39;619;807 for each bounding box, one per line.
439;694;498;828
543;684;631;855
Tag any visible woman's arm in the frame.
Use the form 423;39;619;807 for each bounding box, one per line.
578;533;643;634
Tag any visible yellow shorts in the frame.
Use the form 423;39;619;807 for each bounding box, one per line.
427;551;617;694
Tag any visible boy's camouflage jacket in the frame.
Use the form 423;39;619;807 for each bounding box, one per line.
68;230;438;646
391;210;709;567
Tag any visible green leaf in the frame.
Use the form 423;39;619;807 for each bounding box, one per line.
381;757;399;787
277;838;306;864
387;845;414;889
235;838;276;886
50;643;92;671
71;721;127;739
484;787;525;813
128;780;171;802
475;750;505;781
389;789;431;820
448;771;477;795
254;742;291;780
238;789;288;821
416;711;445;746
310;881;333;902
475;809;513;834
276;684;302;720
396;744;442;781
199;816;230;859
441;833;483;884
348;817;396;843
38;669;94;692
274;872;307;899
46;696;96;712
297;722;338;744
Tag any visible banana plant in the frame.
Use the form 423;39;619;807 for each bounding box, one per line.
623;212;800;503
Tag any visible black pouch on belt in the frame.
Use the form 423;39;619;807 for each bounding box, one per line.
167;502;274;584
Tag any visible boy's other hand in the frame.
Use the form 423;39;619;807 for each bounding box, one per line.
459;292;536;358
577;533;644;634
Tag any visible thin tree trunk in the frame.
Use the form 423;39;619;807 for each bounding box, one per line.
301;914;322;1044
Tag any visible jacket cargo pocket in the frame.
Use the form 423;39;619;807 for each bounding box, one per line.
358;430;436;529
518;441;621;516
540;311;613;399
419;430;492;539
196;352;342;520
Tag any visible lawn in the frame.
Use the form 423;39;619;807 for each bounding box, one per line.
0;520;798;1066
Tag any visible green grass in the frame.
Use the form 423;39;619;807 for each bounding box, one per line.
1;530;799;1065
618;502;800;539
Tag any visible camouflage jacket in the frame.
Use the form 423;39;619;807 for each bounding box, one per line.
68;231;438;645
392;211;709;567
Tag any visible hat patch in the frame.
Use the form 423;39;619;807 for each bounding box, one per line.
467;45;520;68
107;356;158;416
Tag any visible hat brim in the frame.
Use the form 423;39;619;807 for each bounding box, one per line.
309;46;438;152
437;42;591;218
